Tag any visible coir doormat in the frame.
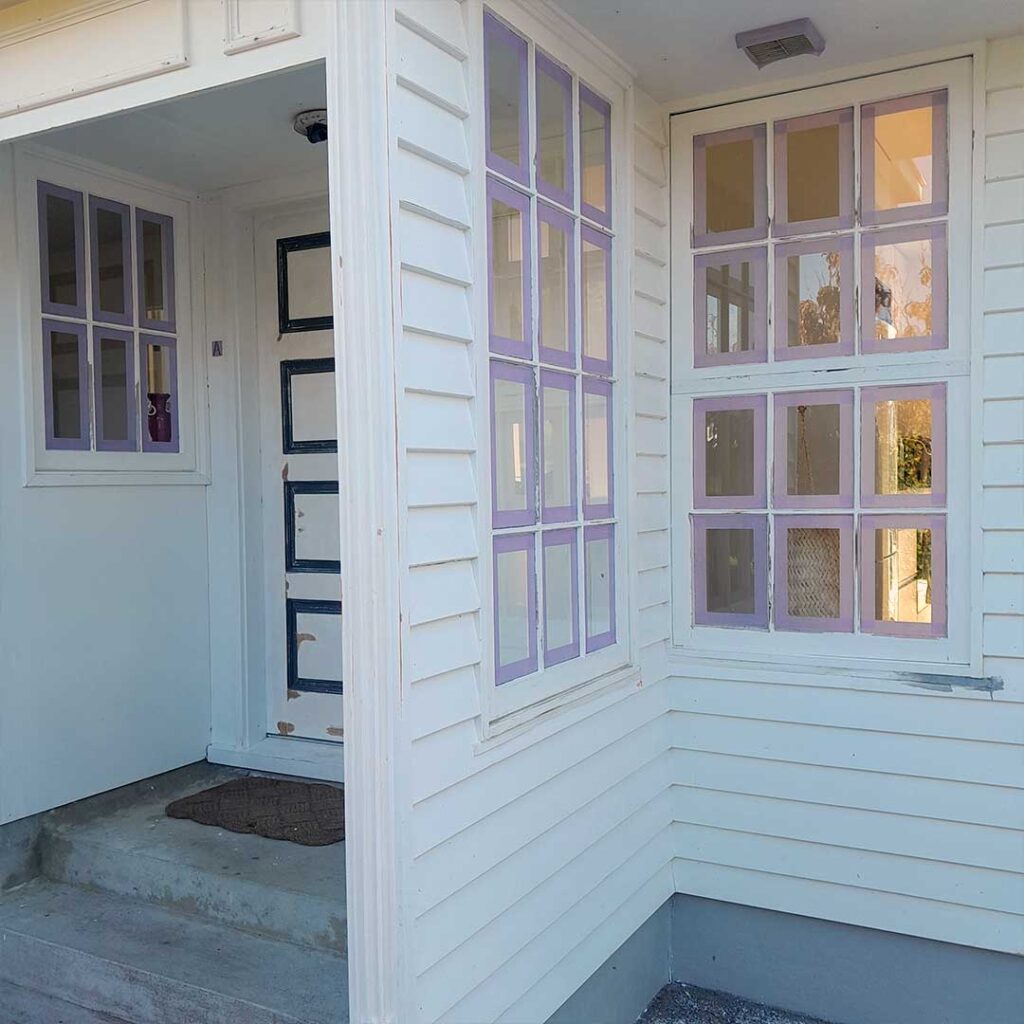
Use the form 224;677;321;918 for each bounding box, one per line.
167;777;344;846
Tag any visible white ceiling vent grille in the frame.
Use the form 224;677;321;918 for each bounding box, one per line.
736;18;826;69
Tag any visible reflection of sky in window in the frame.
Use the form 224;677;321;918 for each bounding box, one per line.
798;253;830;302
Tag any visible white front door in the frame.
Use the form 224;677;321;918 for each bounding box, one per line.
256;205;343;743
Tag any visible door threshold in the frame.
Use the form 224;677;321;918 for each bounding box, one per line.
208;736;344;783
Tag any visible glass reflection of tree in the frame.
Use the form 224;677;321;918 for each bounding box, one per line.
875;242;933;339
797;250;841;346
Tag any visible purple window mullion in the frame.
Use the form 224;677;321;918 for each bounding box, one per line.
488;177;533;359
580;223;612;375
89;196;133;327
693;245;768;368
94;326;137;452
773;108;854;237
861;383;946;508
540;368;577;523
491;359;537;529
584;523;616;652
136;209;176;333
693;124;768;248
484;12;529;187
42;319;90;451
493;532;538;683
579;84;612;229
537;201;576;368
693;394;767;510
692;514;769;629
38;181;86;319
543;528;580;665
773;389;854;510
582;375;613;520
861;90;949;226
774;235;855;360
860;514;947;637
535;52;574;208
140;333;180;454
861;223;948;355
774;514;855;633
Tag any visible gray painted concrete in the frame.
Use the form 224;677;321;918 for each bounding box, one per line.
637;983;829;1024
672;896;1024;1024
0;979;130;1023
0;814;41;893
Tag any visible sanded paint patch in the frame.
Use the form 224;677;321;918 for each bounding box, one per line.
326;727;343;737
277;721;295;735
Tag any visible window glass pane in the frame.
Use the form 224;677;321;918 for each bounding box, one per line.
787;122;840;223
872;101;935;213
583;385;610;511
872;235;934;342
141;218;168;323
496;546;532;668
539;215;570;356
873;396;934;498
544;538;575;654
581;235;608;366
537;60;569;198
491;196;525;344
95;208;126;317
486;21;523;171
783;248;842;348
585;528;613;645
705;137;753;234
99;337;130;442
705;260;754;355
705;528;755;615
542;380;572;513
144;341;175;445
787;527;841;618
872;526;934;624
45;193;79;308
704;408;754;498
50;330;82;440
493;372;531;517
787;403;841;497
580;90;609;218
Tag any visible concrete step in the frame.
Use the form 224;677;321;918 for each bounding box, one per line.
0;979;131;1023
0;880;348;1024
41;766;346;955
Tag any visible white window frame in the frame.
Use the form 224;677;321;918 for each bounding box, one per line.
14;144;208;486
475;1;636;738
669;59;978;677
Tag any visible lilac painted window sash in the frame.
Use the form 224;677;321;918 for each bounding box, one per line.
774;514;855;633
42;318;89;451
773;389;854;510
493;532;538;683
584;523;616;652
535;51;574;209
490;359;537;528
542;527;580;666
860;222;948;354
537;201;576;368
89;195;133;327
484;12;529;187
860;514;947;638
582;375;613;520
136;208;176;333
692;123;767;248
139;333;179;453
693;245;767;368
692;514;768;629
487;176;533;359
861;90;949;226
579;83;612;229
38;181;86;319
773;235;855;361
861;382;947;508
580;223;612;375
773;107;854;237
93;326;137;452
692;394;767;510
540;368;577;523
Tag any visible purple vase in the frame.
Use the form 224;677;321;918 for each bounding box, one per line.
147;392;172;443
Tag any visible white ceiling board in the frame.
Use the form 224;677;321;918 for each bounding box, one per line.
37;63;328;193
551;1;1024;103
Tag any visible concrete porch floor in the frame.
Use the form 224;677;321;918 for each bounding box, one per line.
637;984;832;1024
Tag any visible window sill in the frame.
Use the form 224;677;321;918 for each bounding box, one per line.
26;468;211;488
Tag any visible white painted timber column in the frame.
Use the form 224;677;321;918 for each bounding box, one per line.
326;3;407;1022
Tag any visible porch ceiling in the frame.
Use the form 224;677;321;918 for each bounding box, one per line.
552;0;1024;104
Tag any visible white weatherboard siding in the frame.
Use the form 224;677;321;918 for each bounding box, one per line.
390;2;675;1020
669;40;1024;958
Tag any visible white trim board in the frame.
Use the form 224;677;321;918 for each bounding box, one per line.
207;737;343;783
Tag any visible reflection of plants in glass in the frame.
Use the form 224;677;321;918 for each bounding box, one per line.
916;529;932;604
797;250;840;346
875;243;932;338
897;434;932;491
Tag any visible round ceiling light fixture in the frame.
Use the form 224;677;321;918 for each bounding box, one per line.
293;109;328;145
